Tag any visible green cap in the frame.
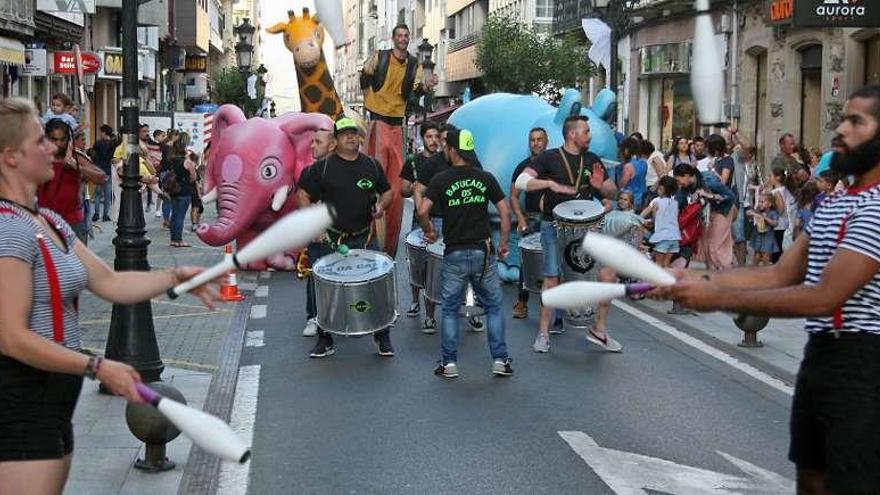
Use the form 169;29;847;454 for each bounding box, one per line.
445;128;480;166
334;117;359;136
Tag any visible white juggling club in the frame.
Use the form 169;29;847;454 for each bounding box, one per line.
168;204;335;299
316;0;346;47
542;281;655;309
136;383;250;463
581;232;677;286
691;0;725;125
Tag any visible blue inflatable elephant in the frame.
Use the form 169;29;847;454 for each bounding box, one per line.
448;88;620;283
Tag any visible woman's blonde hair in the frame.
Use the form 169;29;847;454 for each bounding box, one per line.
0;98;39;153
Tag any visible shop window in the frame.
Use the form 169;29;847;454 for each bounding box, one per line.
799;44;822;151
866;36;880;87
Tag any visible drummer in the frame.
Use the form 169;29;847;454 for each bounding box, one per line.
298;117;395;358
400;122;440;328
418;128;513;378
514;115;622;353
297;128;336;338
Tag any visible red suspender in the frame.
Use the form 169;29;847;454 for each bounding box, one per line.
0;207;65;343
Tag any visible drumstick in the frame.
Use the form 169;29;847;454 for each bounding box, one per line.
542;281;654;309
581;232;677;286
136;383;250;463
167;204;335;299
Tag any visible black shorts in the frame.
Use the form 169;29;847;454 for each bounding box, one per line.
0;356;83;461
789;332;880;492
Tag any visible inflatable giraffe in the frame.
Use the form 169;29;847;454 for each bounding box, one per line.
266;8;345;120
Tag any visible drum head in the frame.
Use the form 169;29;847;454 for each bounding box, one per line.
553;200;605;223
518;232;542;252
405;229;427;248
313;249;394;283
427;239;445;257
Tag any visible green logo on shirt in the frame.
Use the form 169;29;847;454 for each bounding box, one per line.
445;178;488;207
357;178;374;190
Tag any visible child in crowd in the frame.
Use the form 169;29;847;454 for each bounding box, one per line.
748;192;780;266
604;191;645;248
813;170;838;211
794;181;819;241
641;176;680;267
42;93;79;131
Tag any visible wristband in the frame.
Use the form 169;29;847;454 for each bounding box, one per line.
85;356;103;380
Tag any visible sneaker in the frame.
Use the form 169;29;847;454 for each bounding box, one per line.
422;317;436;334
91;214;99;222
512;300;528;319
302;318;318;337
532;333;550;353
154;209;163;218
374;332;395;357
434;361;459;378
549;317;566;335
102;216;111;222
309;335;335;358
405;301;420;318
492;358;514;376
586;330;623;353
469;316;484;332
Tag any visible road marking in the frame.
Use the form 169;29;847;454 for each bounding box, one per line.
254;285;269;298
559;430;794;494
245;330;264;347
250;305;267;319
238;282;258;291
259;271;272;279
612;301;793;396
217;365;260;495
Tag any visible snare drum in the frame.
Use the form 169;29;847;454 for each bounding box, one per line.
424;240;486;317
519;232;543;293
553;200;606;328
405;229;428;289
313;249;398;336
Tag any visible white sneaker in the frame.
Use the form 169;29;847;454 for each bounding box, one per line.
434;361;459;378
154;209;162;218
303;318;318;337
532;333;550;353
586;330;623;352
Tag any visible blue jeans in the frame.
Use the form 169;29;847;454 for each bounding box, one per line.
94;180;112;218
540;220;560;278
169;196;191;242
440;249;508;363
162;197;173;223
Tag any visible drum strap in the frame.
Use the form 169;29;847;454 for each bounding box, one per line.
558;149;585;191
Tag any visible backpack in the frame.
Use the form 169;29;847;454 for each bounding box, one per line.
678;201;704;248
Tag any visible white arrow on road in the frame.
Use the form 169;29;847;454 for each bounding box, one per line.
559;431;794;494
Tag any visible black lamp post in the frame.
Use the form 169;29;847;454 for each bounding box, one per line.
104;0;164;387
417;38;435;124
234;18;255;74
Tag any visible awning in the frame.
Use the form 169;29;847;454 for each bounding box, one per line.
0;36;26;66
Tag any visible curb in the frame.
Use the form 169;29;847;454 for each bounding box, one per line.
178;297;253;495
627;299;797;387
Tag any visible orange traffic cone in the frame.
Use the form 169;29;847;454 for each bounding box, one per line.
219;244;245;302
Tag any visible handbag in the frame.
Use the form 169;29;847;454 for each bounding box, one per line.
161;168;181;195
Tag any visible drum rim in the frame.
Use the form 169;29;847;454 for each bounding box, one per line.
552;199;605;222
312;249;395;283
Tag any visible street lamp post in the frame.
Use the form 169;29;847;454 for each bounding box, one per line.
417;38;435;125
234;18;256;114
104;0;164;387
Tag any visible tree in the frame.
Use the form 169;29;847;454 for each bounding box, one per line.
210;66;263;116
475;14;593;103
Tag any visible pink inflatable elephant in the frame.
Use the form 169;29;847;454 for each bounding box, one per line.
198;105;333;271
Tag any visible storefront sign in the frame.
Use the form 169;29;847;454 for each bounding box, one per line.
53;50;101;75
794;0;880;27
184;55;208;73
766;0;794;25
101;51;124;79
22;49;48;77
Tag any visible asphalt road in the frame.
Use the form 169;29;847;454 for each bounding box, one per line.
237;263;795;494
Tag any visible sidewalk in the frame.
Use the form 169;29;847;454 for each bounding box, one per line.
65;202;256;495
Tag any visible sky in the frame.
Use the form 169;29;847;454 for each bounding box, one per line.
260;1;339;114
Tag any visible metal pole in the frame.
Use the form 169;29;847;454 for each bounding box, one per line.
104;0;164;388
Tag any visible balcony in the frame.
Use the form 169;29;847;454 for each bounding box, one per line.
448;32;479;53
552;0;592;36
0;0;35;37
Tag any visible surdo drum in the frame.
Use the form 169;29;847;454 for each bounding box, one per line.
518;232;543;293
553;200;606;328
312;249;398;336
424;239;486;319
405;228;428;289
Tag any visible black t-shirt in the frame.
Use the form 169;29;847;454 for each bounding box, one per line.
91;138;116;173
416;152;450;187
528;148;606;220
512;156;542;214
299;153;391;233
170;156;195;197
400;152;434;183
714;156;735;186
425;165;505;252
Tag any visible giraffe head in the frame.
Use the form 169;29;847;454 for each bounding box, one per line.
266;8;325;70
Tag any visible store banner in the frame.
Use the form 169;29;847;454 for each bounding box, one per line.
794;0;880;27
23;49;48;76
53;50;100;75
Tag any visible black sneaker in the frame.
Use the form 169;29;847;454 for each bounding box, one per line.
374;331;395;357
102;216;111;222
405;301;420;317
91;214;99;222
434;361;459;378
492;358;514;377
309;335;335;358
549;317;566;335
